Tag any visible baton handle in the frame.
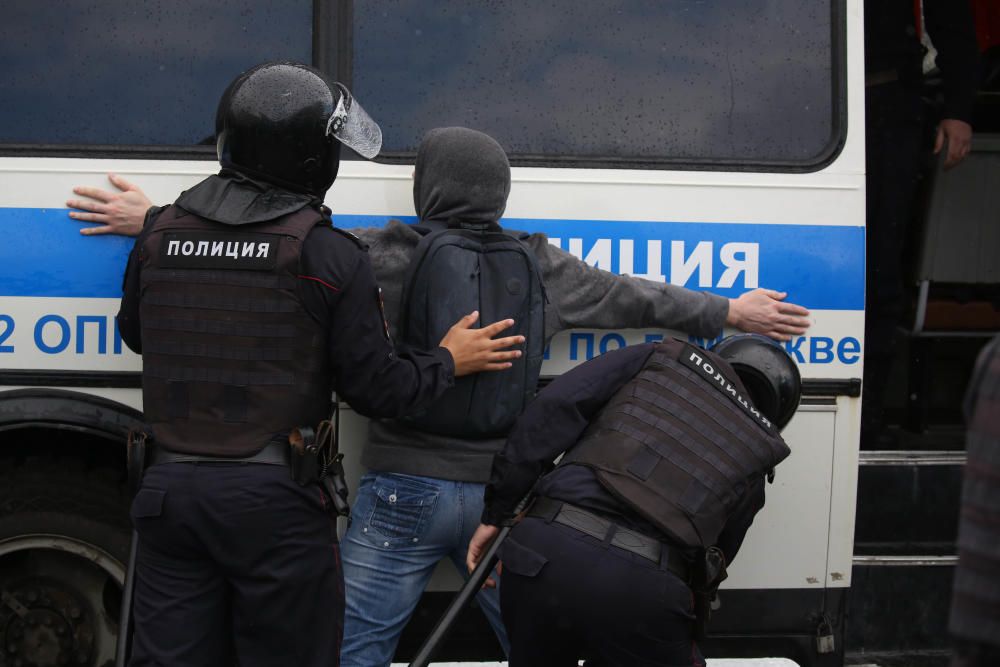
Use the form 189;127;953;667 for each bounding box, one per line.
408;523;512;667
115;531;138;667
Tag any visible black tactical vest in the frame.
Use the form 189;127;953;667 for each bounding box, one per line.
138;205;331;457
561;338;791;548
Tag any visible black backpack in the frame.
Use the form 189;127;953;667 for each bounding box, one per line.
398;220;546;438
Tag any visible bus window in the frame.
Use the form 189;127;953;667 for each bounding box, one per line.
0;0;312;148
355;0;841;168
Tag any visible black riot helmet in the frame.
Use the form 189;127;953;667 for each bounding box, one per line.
712;334;802;431
215;62;382;197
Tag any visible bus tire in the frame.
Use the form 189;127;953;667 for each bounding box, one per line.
0;458;131;667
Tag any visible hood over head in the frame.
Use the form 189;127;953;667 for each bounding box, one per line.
413;127;511;228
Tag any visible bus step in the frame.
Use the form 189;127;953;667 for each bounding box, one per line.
854;451;963;556
845;561;955;659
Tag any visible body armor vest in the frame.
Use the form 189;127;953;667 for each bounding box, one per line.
561;338;791;549
138;205;331;456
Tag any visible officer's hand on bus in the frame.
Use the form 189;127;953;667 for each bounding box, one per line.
439;311;524;377
726;289;811;342
467;523;501;588
935;119;973;170
67;173;152;236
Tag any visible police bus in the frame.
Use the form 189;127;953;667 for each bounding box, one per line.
0;1;870;665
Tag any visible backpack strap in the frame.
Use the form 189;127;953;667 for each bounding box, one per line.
397;223;454;338
398;219;487;333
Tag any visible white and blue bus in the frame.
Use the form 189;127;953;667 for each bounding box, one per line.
0;2;865;665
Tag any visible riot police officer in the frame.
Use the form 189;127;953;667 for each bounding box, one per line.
118;62;523;667
468;334;800;666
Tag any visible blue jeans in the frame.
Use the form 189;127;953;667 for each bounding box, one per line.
339;472;509;666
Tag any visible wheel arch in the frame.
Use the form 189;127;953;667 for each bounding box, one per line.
0;388;143;445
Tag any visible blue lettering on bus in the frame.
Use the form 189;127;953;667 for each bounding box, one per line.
569;333;595;361
783;335;861;365
113;317;124;355
0;315;14;353
34;315;71;354
838;337;861;364
2;313;128;356
599;333;627;354
784;336;807;363
76;315;108;354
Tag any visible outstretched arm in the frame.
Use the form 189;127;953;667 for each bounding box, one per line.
535;237;810;342
67;173;152;236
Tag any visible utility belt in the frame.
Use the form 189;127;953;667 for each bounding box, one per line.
526;496;728;640
147;440;291;466
526;497;691;582
127;417;350;517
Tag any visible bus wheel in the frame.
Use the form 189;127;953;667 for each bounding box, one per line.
0;460;130;667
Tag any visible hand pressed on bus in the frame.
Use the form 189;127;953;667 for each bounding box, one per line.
439;311;524;376
726;289;810;342
67;173;152;236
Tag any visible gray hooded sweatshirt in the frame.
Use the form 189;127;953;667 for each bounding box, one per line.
355;127;728;482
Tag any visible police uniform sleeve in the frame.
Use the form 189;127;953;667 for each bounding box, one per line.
117;205;168;354
482;343;656;525
298;228;455;419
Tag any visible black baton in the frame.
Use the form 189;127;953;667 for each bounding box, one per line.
116;430;148;667
114;534;138;667
408;522;513;667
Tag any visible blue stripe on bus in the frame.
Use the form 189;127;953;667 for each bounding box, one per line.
1;208;136;299
338;215;866;311
1;208;864;310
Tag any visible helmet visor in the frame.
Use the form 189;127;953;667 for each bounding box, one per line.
327;84;383;159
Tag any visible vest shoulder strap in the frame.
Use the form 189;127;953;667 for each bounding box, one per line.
267;206;325;240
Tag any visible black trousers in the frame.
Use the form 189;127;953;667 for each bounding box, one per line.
128;462;343;667
862;80;927;442
499;517;704;667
